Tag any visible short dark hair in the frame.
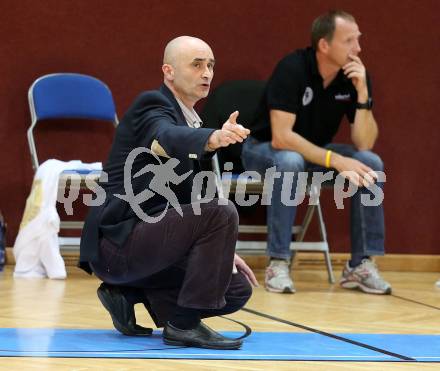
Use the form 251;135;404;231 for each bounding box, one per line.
311;10;356;50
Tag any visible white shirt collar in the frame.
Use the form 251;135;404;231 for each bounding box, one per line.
175;97;203;128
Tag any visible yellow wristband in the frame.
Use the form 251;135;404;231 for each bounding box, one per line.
325;150;332;168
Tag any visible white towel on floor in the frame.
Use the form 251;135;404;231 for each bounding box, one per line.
13;159;102;279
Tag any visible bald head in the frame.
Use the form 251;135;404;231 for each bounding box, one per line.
163;36;212;66
162;36;215;108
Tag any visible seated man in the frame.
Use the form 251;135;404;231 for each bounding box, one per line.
242;10;391;295
79;36;257;350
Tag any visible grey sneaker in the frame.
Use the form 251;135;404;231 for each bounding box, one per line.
265;259;295;293
340;259;392;295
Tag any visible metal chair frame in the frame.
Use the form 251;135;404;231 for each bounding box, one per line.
211;158;335;283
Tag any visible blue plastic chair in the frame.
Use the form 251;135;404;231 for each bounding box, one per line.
27;73;118;248
28;73;118;169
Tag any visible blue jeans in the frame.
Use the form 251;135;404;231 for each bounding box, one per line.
241;138;385;260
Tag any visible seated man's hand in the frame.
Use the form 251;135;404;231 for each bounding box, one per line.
234;253;259;287
343;54;368;100
332;154;378;188
206;111;250;151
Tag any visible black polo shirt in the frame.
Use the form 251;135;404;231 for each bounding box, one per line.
250;47;371;146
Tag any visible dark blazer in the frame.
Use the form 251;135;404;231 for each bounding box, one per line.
79;84;216;273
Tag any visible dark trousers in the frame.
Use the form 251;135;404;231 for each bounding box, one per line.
91;199;252;327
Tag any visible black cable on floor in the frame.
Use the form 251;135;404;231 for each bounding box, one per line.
241;307;416;361
391;294;440;311
219;315;252;340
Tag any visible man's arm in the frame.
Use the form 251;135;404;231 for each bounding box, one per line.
270;109;329;166
344;55;379;151
132;91;218;160
350;104;378;151
270;109;376;187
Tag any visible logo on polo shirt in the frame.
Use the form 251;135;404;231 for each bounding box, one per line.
302;87;313;106
335;93;351;102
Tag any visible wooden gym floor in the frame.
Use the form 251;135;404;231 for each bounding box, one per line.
0;264;439;370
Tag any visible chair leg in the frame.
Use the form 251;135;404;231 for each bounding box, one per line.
324;249;335;284
316;202;327;241
315;198;335;283
211;155;225;199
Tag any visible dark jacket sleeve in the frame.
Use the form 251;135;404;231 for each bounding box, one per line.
131;92;215;161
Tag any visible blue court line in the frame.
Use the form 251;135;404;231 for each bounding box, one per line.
0;329;439;361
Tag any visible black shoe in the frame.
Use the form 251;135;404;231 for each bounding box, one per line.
97;283;153;336
163;322;242;350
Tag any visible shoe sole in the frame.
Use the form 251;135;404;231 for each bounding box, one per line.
265;283;295;293
340;280;391;295
163;338;241;350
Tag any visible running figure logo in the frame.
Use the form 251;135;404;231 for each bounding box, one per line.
115;147;192;223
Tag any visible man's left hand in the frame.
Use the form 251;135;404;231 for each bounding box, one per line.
343;54;368;100
234;253;259;287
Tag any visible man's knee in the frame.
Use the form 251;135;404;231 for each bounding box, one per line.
353;151;384;171
198;272;252;319
216;199;239;226
230;272;252;302
199;199;238;221
235;277;253;303
222;273;253;314
199;199;239;247
273;151;306;172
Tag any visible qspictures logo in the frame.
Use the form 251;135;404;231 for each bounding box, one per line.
57;147;386;223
